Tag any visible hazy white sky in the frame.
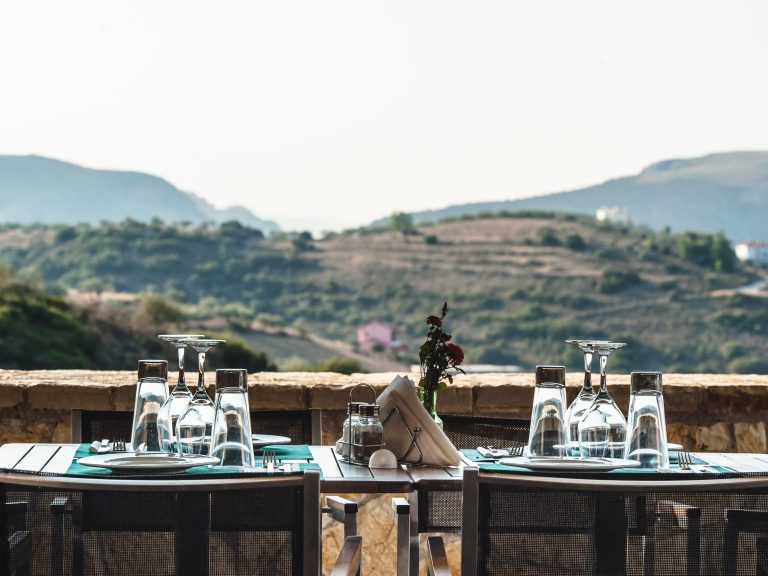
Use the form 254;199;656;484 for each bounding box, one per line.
1;1;768;233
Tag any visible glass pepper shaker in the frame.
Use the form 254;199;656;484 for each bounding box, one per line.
352;403;384;465
342;402;366;461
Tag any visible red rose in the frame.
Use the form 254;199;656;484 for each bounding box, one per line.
426;315;442;327
440;333;452;342
446;343;464;366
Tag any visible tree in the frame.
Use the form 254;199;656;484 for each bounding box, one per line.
390;212;416;236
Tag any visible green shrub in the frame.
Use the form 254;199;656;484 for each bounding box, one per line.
564;234;586;251
597;269;640;294
314;356;365;375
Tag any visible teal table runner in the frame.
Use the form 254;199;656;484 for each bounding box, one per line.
66;444;318;477
462;449;732;475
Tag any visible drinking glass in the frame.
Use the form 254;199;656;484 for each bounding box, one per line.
577;342;627;458
176;338;226;455
624;371;669;469
563;339;605;456
130;360;169;452
526;366;567;457
210;369;255;467
157;334;204;452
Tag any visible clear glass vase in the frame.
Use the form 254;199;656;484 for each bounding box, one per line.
419;388;443;430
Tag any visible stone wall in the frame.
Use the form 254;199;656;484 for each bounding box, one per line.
1;370;767;575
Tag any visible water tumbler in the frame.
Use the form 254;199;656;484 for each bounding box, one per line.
624;371;669;469
130;359;169;452
210;369;255;467
527;366;567;457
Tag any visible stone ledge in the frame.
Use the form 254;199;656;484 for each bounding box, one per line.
0;370;767;452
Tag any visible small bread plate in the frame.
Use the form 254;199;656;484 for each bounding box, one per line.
252;434;291;448
498;456;641;472
77;453;218;473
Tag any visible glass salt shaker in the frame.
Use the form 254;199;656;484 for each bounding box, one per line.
341;402;366;460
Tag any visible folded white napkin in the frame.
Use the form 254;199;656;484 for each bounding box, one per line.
376;375;459;466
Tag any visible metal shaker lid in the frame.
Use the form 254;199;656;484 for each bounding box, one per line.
631;371;662;394
216;369;248;391
359;403;379;417
535;365;566;386
137;359;168;380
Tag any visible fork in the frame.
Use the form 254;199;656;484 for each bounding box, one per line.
113;439;127;452
678;451;692;470
263;450;276;473
507;444;525;458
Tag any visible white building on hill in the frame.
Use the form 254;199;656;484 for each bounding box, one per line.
734;241;768;265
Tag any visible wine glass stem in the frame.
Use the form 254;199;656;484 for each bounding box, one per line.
197;351;206;394
583;351;593;390
599;353;608;394
177;346;186;387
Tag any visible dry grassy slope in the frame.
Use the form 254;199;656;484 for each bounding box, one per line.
296;217;760;372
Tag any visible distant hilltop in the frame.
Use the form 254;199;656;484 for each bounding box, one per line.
373;151;768;243
0;155;280;234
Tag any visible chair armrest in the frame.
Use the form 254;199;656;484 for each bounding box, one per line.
427;536;453;576
657;500;700;530
324;496;358;538
330;535;362;576
8;530;31;571
392;498;410;576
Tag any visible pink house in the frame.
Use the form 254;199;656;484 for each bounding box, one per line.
357;321;398;351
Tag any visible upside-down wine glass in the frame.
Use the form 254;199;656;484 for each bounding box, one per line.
563;340;606;456
577;341;628;459
156;334;204;453
176;338;226;455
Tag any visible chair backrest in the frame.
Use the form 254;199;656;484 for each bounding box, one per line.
462;469;768;576
0;471;321;576
440;414;529;450
413;415;530;535
72;408;323;444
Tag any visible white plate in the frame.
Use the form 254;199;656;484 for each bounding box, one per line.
252;434;291;448
78;453;218;472
668;443;683;451
498;456;641;471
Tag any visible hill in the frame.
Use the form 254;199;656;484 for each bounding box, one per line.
0;155;279;234
378;151;768;242
0;215;765;374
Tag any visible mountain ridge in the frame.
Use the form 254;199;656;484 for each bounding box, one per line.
0;155;280;233
373;151;768;242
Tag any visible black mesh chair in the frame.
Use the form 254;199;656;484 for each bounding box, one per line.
0;470;360;576
398;415;530;575
440;414;530;451
3;500;32;576
458;469;768;576
72;408;322;445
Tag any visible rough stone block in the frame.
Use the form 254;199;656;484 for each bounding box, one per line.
27;384;112;411
664;385;705;416
666;422;696;450
435;384;473;414
249;383;307;409
694;422;733;452
51;421;71;443
113;385;137;411
0;385;23;409
734;421;767;453
475;383;534;416
307;384;355;410
705;384;768;416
